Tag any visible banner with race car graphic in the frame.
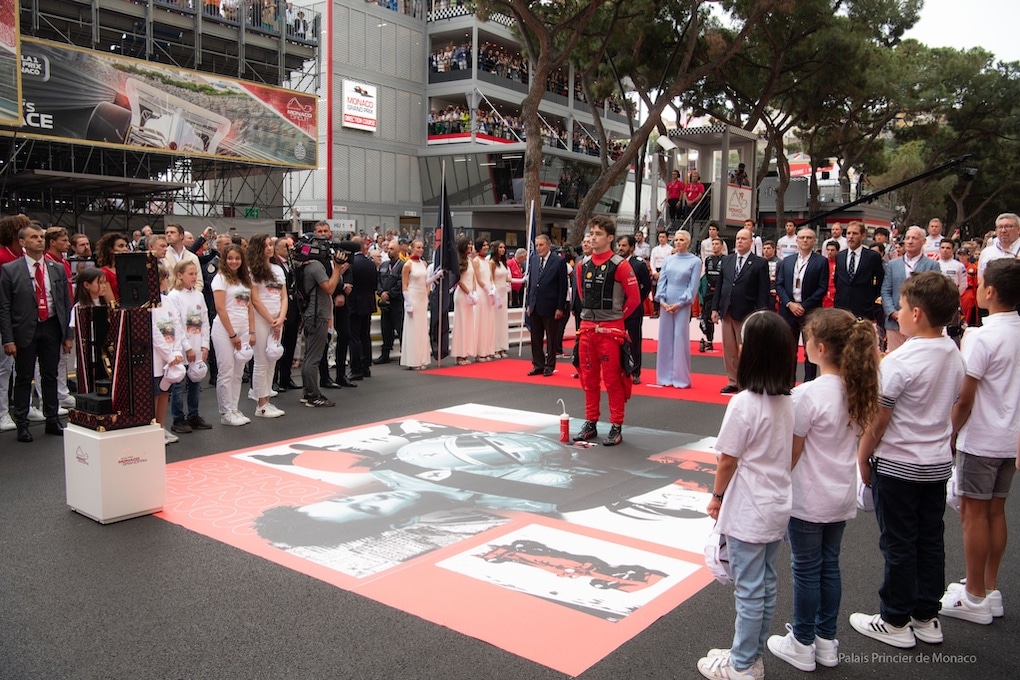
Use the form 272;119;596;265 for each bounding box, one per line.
3;37;317;169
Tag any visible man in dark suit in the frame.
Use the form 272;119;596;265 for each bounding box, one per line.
834;220;884;321
526;234;568;377
776;227;829;383
711;228;769;393
0;223;74;442
374;239;404;364
616;234;652;384
347;237;379;380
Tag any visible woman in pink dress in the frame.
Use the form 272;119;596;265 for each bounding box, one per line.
489;241;511;358
472;238;496;361
451;237;477;365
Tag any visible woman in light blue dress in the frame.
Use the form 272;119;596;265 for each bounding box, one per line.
655;230;701;388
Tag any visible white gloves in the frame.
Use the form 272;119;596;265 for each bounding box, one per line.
468;292;479;306
404;299;413;317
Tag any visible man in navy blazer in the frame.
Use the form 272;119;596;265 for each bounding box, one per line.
346;237;379;379
526;234;568;376
776;228;829;383
0;223;73;442
882;225;940;352
711;228;769;393
834;220;884;320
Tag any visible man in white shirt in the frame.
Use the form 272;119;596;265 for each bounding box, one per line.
633;229;651;260
744;219;763;256
923;217;944;259
700;222;728;263
977;212;1020;277
648;231;672;318
937;239;968;294
828;223;848;250
163;224;202;291
776;220;799;259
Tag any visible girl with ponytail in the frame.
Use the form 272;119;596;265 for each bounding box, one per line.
766;308;879;671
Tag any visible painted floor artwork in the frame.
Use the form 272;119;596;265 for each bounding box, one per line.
158;404;721;676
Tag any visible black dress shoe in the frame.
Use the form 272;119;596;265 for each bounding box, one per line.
338;377;358;388
45;422;65;436
543;368;554;377
272;382;286;394
362;368;371;378
320;379;342;389
349;373;365;381
17;426;32;443
373;355;392;365
632;375;641;385
720;384;739;394
527;368;543;376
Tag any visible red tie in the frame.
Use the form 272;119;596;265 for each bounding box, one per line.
35;261;49;322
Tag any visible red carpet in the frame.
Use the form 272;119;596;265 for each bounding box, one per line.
428;358;737;405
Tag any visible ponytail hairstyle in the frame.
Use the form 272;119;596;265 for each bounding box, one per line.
803;308;880;431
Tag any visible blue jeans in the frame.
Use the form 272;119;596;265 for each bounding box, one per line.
170;376;201;422
788;517;846;644
727;536;781;671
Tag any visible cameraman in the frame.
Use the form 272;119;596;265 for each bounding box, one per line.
312;221;356;390
300;225;348;407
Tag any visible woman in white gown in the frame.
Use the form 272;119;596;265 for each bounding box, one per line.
489;241;511;358
400;239;432;370
472;238;496;361
451;237;477;365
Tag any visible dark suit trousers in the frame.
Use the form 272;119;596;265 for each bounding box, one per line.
379;301;402;352
782;312;817;384
530;313;559;370
13;318;62;426
320;304;351;382
624;314;643;378
349;311;372;375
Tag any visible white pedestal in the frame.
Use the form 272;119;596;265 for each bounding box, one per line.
63;423;166;524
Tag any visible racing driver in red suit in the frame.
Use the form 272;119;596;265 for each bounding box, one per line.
573;215;641;446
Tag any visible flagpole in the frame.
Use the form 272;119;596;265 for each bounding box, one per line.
516;200;535;357
438;159;447;369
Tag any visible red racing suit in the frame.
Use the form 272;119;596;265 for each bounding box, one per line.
576;250;641;425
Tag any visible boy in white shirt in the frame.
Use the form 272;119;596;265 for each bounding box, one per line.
940;259;1020;624
851;271;966;649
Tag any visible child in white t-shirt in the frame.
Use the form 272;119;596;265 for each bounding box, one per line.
851;271;966;649
167;260;211;434
151;265;185;444
940;258;1020;623
767;309;880;671
699;311;796;680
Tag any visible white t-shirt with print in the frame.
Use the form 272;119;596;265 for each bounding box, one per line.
791;375;858;523
166;287;209;356
254;263;286;319
714;391;794;544
211;273;252;335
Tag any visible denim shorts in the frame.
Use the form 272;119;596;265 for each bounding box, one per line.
957;451;1015;500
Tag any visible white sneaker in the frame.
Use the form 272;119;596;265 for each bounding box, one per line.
909;616;943;643
947;581;1003;617
60;395;76;408
697;650;760;679
939;589;993;624
767;624;816;671
814;635;839;667
164;430;179;444
232;410;252;425
849;612;916;648
28;407;45;422
254;403;284;418
220;412;247;426
58;407;69;416
0;413;15;431
249;388;278;400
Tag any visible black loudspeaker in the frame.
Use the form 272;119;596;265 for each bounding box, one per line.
115;252;160;309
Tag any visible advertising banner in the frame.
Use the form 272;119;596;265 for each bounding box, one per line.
3;38;317;168
0;0;20;125
726;183;753;223
341;79;376;132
